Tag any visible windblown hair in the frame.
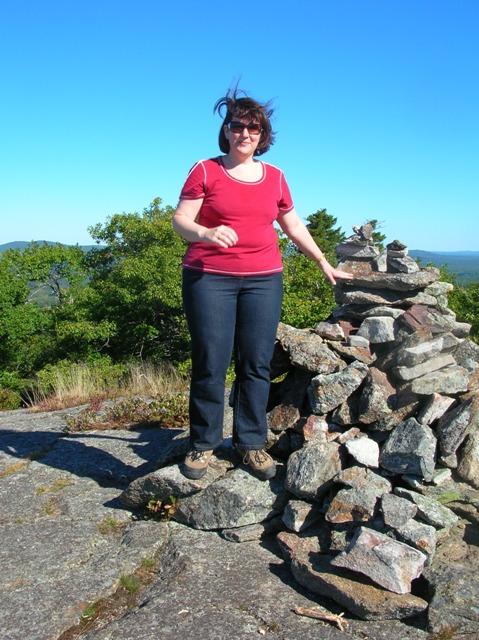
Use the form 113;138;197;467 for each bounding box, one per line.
214;88;276;157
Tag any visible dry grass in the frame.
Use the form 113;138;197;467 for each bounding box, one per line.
120;361;186;397
27;361;188;412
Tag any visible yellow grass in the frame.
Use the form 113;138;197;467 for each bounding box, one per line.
28;361;187;411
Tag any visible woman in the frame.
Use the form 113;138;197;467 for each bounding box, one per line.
173;88;353;481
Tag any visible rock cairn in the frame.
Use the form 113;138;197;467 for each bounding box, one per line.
121;224;479;625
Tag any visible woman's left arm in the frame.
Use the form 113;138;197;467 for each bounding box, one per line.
278;208;354;285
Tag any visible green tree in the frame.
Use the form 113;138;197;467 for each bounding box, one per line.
81;198;189;362
280;209;345;327
448;282;479;343
306;209;346;260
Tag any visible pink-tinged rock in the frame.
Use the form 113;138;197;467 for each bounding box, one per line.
267;404;300;433
296;415;329;441
337;426;362;443
399;305;471;339
313;321;345;341
290;549;428;620
331;527;427;594
328;340;376;365
417;393;456;425
325;486;378;524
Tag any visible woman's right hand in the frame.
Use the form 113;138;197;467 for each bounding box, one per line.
201;225;238;248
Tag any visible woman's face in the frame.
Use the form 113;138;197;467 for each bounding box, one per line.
223;116;262;158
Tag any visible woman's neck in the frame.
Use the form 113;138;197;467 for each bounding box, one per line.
221;153;257;170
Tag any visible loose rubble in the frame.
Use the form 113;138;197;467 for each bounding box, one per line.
121;225;479;633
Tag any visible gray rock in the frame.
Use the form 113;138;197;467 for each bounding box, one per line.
394;336;445;367
357;316;396;343
425;546;479;636
276;323;344;374
220;516;284;542
380;493;418;528
424;280;454;297
357;367;395;425
401;365;470;395
393;353;456;382
395;519;437;560
332;304;405;321
454;337;479;372
331;527;427;594
308;361;369;415
174;466;288;530
380;418;437;481
336;242;380;258
343;268;439;292
282;499;322;532
335;285;438;307
394;487;459;529
457;429;479;488
285;440;342;500
437;394;479;458
120;456;233;508
348;334;370;348
387;255;420;273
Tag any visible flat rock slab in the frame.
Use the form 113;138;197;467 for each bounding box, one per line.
81;523;429;640
2;408;478;640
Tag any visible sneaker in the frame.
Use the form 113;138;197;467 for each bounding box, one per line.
237;448;276;480
182;449;213;479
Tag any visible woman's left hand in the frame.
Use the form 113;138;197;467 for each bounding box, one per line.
318;259;354;286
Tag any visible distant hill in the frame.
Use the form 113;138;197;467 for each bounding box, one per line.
2;242;478;285
409;250;479;286
0;241;99;253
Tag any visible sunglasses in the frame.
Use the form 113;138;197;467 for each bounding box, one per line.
228;121;262;135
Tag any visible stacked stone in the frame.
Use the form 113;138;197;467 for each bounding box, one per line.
265;224;479;619
120;224;479;623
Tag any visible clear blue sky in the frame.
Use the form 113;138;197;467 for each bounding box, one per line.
1;0;478;251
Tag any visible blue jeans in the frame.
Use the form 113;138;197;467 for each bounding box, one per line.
182;269;283;451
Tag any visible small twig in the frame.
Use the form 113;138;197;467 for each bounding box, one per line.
293;606;348;631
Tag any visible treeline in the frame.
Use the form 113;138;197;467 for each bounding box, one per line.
0;198;477;410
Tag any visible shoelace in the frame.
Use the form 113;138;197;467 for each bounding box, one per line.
190;450;210;462
243;450;268;465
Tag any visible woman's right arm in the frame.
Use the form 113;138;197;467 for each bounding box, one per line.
173;199;238;248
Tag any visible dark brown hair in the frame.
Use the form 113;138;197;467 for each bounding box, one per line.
214;88;276;157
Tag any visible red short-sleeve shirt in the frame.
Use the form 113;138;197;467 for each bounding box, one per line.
179;157;294;276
